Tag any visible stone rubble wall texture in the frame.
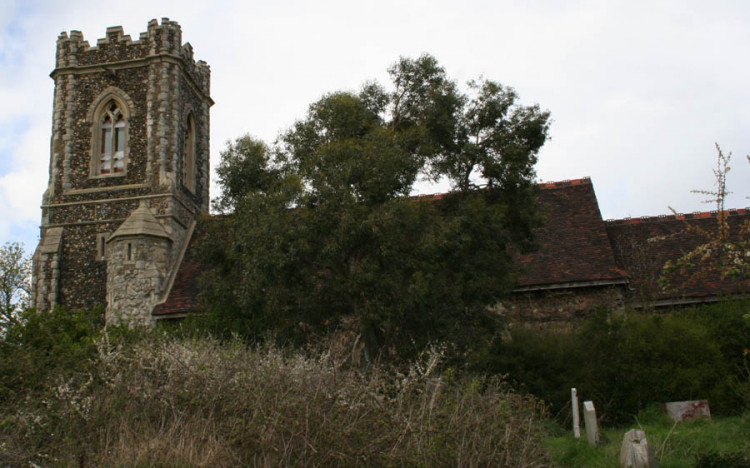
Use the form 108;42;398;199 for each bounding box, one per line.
32;18;211;322
498;286;625;330
32;250;60;311
106;236;171;325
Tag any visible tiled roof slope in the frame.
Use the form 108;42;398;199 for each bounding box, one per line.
154;179;629;318
152;225;204;318
514;178;627;290
606;210;750;302
152;179;749;318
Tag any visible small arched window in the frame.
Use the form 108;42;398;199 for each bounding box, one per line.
184;115;196;193
94;99;127;176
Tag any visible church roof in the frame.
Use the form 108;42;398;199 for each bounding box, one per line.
153;227;204;318
514;178;627;290
152;179;750;318
109;202;171;242
606;209;750;304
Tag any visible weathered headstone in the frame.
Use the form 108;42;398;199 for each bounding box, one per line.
583;400;599;446
620;429;658;468
571;388;581;438
664;400;711;422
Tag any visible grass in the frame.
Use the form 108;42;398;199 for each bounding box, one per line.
546;406;750;467
2;303;749;466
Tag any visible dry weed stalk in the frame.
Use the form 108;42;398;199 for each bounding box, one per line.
1;334;552;467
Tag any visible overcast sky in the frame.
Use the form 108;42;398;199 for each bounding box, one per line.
2;0;749;252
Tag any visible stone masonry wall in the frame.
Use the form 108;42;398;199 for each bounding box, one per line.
498;285;626;331
32;249;59;311
34;18;211;313
106;235;171;325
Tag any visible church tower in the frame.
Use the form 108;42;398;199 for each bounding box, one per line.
32;18;212;325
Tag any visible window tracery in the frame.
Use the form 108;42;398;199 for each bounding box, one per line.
92;98;128;176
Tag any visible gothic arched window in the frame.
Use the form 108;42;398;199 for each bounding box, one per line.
94;99;128;176
184;115;196;192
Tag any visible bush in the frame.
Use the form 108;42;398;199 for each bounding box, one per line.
0;306;104;400
0;333;553;466
476;300;750;425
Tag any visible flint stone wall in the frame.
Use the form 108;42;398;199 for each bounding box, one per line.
106;236;171;325
33;18;211;313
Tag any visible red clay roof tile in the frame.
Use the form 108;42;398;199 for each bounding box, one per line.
514;178;627;288
152;180;750;318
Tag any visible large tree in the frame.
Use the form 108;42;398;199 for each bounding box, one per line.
204;55;550;354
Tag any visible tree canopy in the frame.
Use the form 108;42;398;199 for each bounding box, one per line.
203;55;550;355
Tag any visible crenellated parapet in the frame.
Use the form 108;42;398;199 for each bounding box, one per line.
54;18;210;96
35;18;212;314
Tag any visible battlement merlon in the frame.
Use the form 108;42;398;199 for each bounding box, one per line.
53;18;211;99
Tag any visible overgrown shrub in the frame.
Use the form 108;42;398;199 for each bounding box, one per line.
476;300;750;425
0;306;104;400
0;332;552;466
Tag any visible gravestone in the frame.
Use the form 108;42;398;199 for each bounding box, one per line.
571;388;581;438
620;429;658;468
583;400;599;446
664;400;711;422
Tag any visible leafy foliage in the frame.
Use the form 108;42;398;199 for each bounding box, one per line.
213;136;281;213
475;301;750;425
0;242;31;330
0;306;103;400
201;55;550;355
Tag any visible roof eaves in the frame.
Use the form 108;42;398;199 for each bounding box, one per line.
512;277;629;293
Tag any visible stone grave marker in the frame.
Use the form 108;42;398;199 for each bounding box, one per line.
583;400;599;446
572;387;581;438
664;400;711;422
620;429;658;468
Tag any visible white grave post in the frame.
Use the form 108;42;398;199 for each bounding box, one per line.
583;400;599;446
571;388;581;438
